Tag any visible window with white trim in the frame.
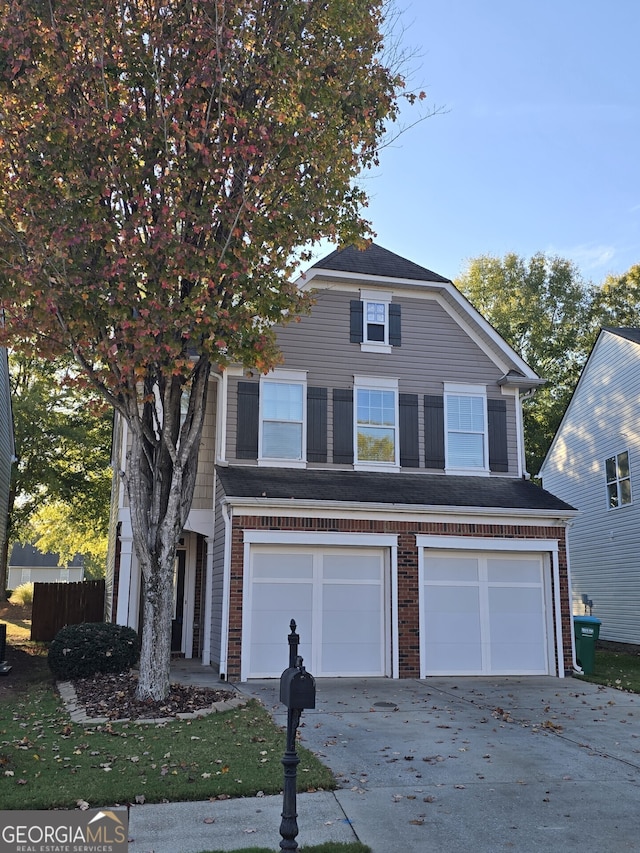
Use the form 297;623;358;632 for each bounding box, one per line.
259;373;306;461
364;300;388;344
354;376;399;467
444;384;488;471
605;450;632;508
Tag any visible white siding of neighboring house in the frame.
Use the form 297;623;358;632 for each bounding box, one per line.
541;330;640;644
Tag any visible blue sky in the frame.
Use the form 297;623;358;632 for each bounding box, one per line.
337;0;640;285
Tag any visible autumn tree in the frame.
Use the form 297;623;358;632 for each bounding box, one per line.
456;253;590;475
0;0;417;699
587;264;640;335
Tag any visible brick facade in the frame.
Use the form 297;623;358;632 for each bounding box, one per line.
225;514;571;681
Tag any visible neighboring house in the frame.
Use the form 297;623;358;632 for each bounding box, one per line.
540;327;640;646
8;543;84;589
109;243;577;680
0;347;14;587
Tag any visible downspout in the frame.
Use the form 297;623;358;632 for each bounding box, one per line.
202;369;224;668
565;519;583;675
219;500;233;680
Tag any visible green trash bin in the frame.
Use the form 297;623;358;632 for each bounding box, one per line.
574;615;601;675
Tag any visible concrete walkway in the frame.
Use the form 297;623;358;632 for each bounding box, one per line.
128;665;640;852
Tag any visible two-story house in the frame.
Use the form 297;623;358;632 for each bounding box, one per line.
540;327;640;646
108;243;577;680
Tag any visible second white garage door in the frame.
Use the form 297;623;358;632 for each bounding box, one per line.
245;546;388;678
421;550;549;676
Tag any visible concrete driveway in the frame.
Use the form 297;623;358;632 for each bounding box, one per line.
238;676;640;853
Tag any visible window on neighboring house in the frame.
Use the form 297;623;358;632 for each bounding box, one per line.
259;376;306;461
605;450;632;508
354;377;399;467
444;385;488;471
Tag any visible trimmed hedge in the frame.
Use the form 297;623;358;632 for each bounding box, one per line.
48;622;140;680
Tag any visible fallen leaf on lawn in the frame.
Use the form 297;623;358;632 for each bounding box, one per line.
201;772;211;779
76;800;90;810
135;795;145;805
221;765;229;773
17;779;27;785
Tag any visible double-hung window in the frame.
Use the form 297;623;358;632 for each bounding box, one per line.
259;371;306;463
444;383;488;472
605;450;632;508
354;376;399;468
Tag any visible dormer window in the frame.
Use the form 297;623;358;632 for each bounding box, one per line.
350;290;401;353
365;301;387;343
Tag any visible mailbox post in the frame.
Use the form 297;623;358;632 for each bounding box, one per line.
279;620;315;852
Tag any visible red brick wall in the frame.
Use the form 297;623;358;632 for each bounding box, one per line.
225;515;572;681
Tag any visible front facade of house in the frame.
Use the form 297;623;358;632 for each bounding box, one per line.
540;328;640;645
109;244;576;679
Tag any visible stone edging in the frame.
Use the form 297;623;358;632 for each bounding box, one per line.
56;680;247;725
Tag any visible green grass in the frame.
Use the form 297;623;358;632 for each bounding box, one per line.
575;647;640;693
0;672;335;810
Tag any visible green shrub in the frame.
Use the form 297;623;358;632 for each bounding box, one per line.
9;582;34;606
48;622;140;680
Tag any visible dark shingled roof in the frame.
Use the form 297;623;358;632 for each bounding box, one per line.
312;243;451;284
604;327;640;345
217;466;575;513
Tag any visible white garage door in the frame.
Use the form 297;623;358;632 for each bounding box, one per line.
421;551;549;676
246;547;387;678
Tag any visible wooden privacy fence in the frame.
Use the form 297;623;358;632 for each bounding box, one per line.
31;580;106;642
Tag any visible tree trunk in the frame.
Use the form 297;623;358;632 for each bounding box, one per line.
136;549;174;701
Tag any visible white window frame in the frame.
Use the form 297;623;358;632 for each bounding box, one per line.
360;289;392;353
605;449;632;509
444;383;489;474
353;375;400;470
258;369;307;467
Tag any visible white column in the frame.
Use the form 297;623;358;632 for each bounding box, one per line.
116;536;134;626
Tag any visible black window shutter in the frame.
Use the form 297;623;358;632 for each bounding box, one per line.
333;388;354;464
424;395;445;469
236;381;259;459
488;398;509;472
399;393;419;467
350;300;363;343
389;303;401;347
307;387;327;463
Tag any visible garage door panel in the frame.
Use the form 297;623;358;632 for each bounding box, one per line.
248;547;386;678
422;550;548;676
252;553;314;579
424;641;483;673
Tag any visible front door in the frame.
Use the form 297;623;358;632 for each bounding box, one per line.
171;550;186;653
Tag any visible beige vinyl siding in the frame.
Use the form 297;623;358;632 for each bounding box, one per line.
226;289;519;473
191;380;217;510
542;331;640;644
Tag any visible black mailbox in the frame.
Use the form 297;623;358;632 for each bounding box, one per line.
280;665;316;710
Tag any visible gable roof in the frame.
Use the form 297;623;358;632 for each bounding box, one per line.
539;326;640;478
217;466;575;514
604;327;640;345
312;243;451;284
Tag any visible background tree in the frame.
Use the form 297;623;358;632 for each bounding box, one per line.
456;253;590;475
0;352;112;597
587;264;640;334
0;0;420;699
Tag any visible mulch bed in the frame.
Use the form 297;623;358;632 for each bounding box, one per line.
71;671;236;720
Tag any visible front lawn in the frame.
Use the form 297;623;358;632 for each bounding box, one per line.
0;643;335;810
575;645;640;693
